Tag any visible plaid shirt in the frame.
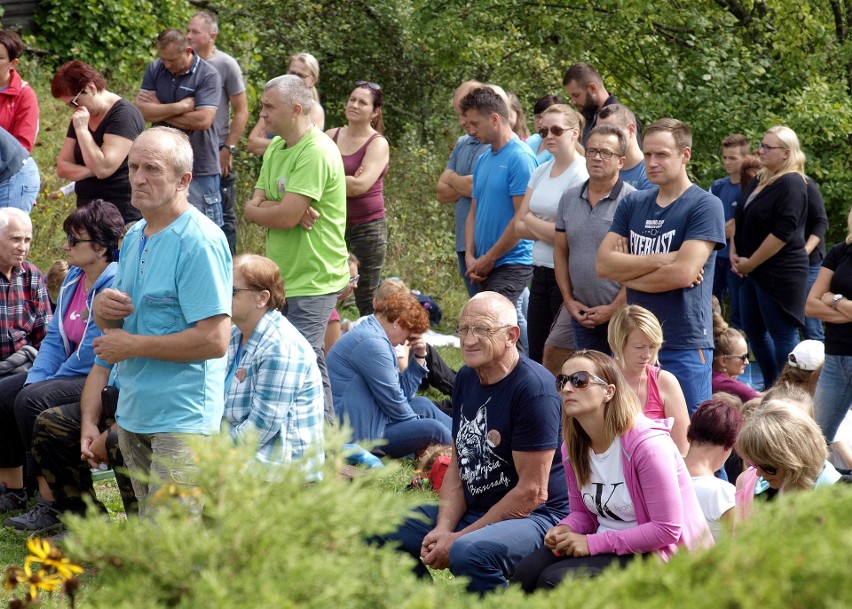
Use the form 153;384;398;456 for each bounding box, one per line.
225;309;324;466
0;262;51;359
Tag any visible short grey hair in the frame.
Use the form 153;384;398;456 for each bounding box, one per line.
191;12;218;35
264;75;315;114
136;127;194;177
0;208;32;236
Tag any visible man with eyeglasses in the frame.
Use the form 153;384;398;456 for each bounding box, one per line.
597;118;725;415
546;125;636;364
187;12;249;254
244;75;349;426
382;292;568;594
597;104;653;191
460;87;537;315
135;29;224;228
436;80;490;297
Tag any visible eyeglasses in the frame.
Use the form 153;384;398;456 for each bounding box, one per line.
348;274;360;286
454;324;511;338
67;89;85;109
555;371;609;391
66;233;95;247
232;287;257;296
585;148;618;160
758;142;786;152
722;354;749;363
538;126;569;138
355;80;381;91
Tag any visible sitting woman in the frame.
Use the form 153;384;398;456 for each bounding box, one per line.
0;200;123;529
226;254;325;466
608;305;690;455
735;398;843;523
684;400;744;540
327;291;451;458
712;310;760;402
512;350;710;592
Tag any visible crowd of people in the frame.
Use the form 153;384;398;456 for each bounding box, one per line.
0;13;848;597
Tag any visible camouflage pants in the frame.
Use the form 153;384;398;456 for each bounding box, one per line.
32;402;137;517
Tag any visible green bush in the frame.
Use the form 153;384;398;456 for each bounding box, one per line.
56;429;851;608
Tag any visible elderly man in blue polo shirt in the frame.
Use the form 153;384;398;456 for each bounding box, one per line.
135;29;224;227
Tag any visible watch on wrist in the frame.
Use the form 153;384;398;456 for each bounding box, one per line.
833;294;845;310
228;145;237;155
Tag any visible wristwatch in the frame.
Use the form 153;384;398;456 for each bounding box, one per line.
227;145;237;155
833;294;845;310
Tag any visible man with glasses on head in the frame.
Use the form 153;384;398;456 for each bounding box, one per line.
381;291;567;594
135;29;224;228
545;125;636;368
597;119;725;416
187;12;249;254
244;75;349;426
596;104;653;191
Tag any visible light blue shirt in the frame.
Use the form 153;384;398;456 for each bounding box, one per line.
113;206;232;434
446;134;489;252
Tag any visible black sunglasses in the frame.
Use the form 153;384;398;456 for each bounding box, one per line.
556;371;609;392
355;80;381;91
722;354;749;363
66;233;95;247
538;126;568;138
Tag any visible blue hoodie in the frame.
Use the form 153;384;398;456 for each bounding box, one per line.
25;263;117;384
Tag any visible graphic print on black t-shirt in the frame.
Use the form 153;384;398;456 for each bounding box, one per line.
456;400;511;496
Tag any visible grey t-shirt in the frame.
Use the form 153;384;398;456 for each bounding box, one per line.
555;178;636;307
203;49;246;147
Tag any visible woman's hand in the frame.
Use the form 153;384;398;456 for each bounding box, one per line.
553;532;590;557
543;524;572;554
730;255;749;277
408;334;428;361
821;291;837;307
71;106;91;132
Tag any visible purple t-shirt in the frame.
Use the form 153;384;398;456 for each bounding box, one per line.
711;370;759;402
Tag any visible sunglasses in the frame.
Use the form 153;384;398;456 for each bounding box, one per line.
538;126;568;138
355;80;381;91
66;233;95;247
555;371;609;391
722;354;749;363
67;89;85;109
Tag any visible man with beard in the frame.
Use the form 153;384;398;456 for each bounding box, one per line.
562;63;641;147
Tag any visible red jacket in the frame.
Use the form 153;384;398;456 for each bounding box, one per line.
0;69;39;152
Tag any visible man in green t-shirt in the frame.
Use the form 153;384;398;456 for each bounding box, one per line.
245;75;348;425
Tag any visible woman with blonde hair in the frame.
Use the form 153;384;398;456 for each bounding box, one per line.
507;92;531;140
515;104;587;364
512;350;709;591
712;310;759;402
734;399;842;522
732;125;809;387
607;305;690;455
247;52;325;156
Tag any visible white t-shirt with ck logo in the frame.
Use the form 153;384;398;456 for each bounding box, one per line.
582;437;637;533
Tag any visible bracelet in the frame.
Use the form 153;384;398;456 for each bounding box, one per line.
415;353;427;359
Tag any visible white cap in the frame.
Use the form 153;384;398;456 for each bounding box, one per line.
787;340;825;371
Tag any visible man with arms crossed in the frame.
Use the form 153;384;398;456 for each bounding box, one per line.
92;127;232;515
383;292;568;594
596;119;725;414
244;75;349;425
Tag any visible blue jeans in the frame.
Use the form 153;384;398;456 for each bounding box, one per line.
813;354;852;442
571;319;611;353
188;174;223;226
802;261;825;341
713;256;728;302
381;397;452;457
738;277;801;388
516;285;529;354
726;265;743;328
456;251;478;298
0;157;40;212
658;348;712;416
219;170;237;254
381;504;559;594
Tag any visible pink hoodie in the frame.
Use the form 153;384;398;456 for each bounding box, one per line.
559;414;713;560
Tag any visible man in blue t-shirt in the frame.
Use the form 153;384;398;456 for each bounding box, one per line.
709;134;750;328
597;119;725;414
92;127;232;515
436;81;489;297
381;292;568;594
136;29;224;227
462;87;537;307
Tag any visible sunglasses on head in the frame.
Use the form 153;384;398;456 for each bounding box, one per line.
555;371;609;392
355;80;381;91
538;126;568;138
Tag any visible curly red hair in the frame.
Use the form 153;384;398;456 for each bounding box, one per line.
374;291;428;333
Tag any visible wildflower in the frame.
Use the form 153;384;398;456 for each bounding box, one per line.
25;536;84;580
4;566;25;590
23;560;64;601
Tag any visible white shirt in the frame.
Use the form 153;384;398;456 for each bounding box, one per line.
582;437;637;533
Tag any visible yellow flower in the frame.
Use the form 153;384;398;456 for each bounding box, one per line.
4;566;25;591
25;536;84;580
23;560;64;601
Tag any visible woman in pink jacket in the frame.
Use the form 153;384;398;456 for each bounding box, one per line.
513;350;711;592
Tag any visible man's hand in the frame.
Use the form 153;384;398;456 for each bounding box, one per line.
92;328;135;364
80;421;105;468
565;299;592;327
583;302;618;326
613;236;629;253
465;253;494;284
690;266;705;287
299;206;321;231
93;288;134;321
219;147;233;177
420;528;462;571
